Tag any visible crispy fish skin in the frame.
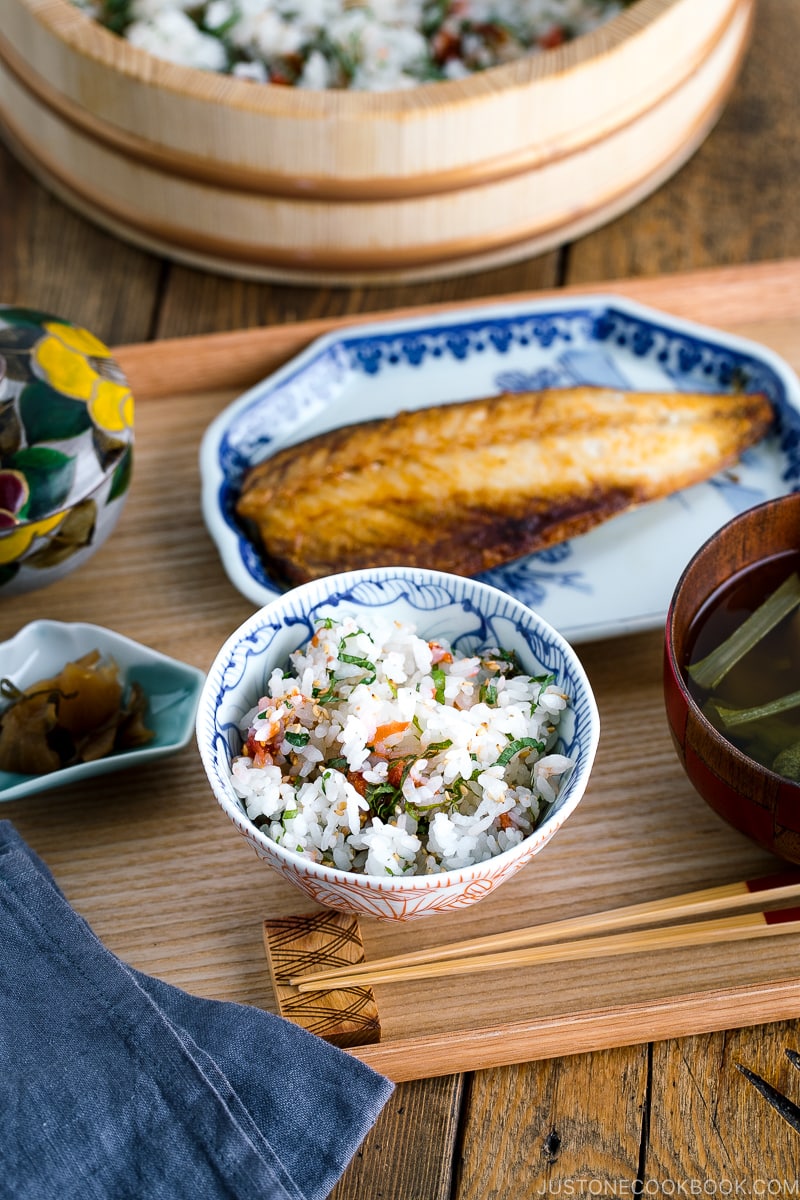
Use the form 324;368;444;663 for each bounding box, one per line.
235;386;774;584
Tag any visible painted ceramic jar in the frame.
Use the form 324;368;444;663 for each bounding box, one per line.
0;306;133;594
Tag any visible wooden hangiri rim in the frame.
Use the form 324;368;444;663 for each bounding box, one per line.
17;0;687;115
0;26;747;278
0;0;741;202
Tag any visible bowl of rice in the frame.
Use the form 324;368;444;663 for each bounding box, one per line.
0;0;752;283
196;567;599;921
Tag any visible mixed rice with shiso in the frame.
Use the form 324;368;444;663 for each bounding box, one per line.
75;0;631;89
230;613;574;877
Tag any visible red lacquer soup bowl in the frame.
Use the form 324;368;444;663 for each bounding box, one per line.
664;492;800;864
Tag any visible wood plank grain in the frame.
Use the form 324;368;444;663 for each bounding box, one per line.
115;258;800;401
330;1074;466;1200
644;1024;800;1186
349;979;800;1082
152;252;564;341
0;142;161;346
566;0;800;282
456;1047;648;1197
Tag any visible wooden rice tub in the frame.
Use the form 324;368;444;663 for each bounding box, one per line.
0;0;754;283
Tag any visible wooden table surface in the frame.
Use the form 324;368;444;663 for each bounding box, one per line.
3;1;800;1194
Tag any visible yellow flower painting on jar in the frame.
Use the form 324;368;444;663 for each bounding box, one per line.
0;306;134;594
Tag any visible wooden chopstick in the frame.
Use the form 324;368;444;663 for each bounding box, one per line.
290;905;800;992
287;870;800;990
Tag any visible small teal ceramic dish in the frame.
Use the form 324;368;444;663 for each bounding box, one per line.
0;306;134;595
0;621;205;802
200;294;800;643
196;566;600;921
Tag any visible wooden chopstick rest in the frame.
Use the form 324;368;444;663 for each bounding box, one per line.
263;911;381;1047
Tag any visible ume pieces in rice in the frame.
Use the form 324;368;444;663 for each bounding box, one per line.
235;385;774;585
230;614;574;878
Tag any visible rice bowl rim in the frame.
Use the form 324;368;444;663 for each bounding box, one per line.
196;567;600;892
21;0;660;115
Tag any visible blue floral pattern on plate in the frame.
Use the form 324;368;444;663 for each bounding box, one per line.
199;295;800;643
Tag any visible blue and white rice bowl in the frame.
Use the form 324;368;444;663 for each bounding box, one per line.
196;567;600;921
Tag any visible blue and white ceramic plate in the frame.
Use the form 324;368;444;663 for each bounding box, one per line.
200;295;800;643
0;621;205;802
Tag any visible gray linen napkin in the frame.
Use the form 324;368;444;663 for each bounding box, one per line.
0;820;393;1200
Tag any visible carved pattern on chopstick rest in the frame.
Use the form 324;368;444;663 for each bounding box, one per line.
263;912;381;1048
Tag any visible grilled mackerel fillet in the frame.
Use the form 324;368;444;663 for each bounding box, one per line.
235;385;773;584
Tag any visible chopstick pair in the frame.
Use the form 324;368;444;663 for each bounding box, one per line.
287;871;800;993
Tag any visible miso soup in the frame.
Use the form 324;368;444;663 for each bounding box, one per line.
684;549;800;782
